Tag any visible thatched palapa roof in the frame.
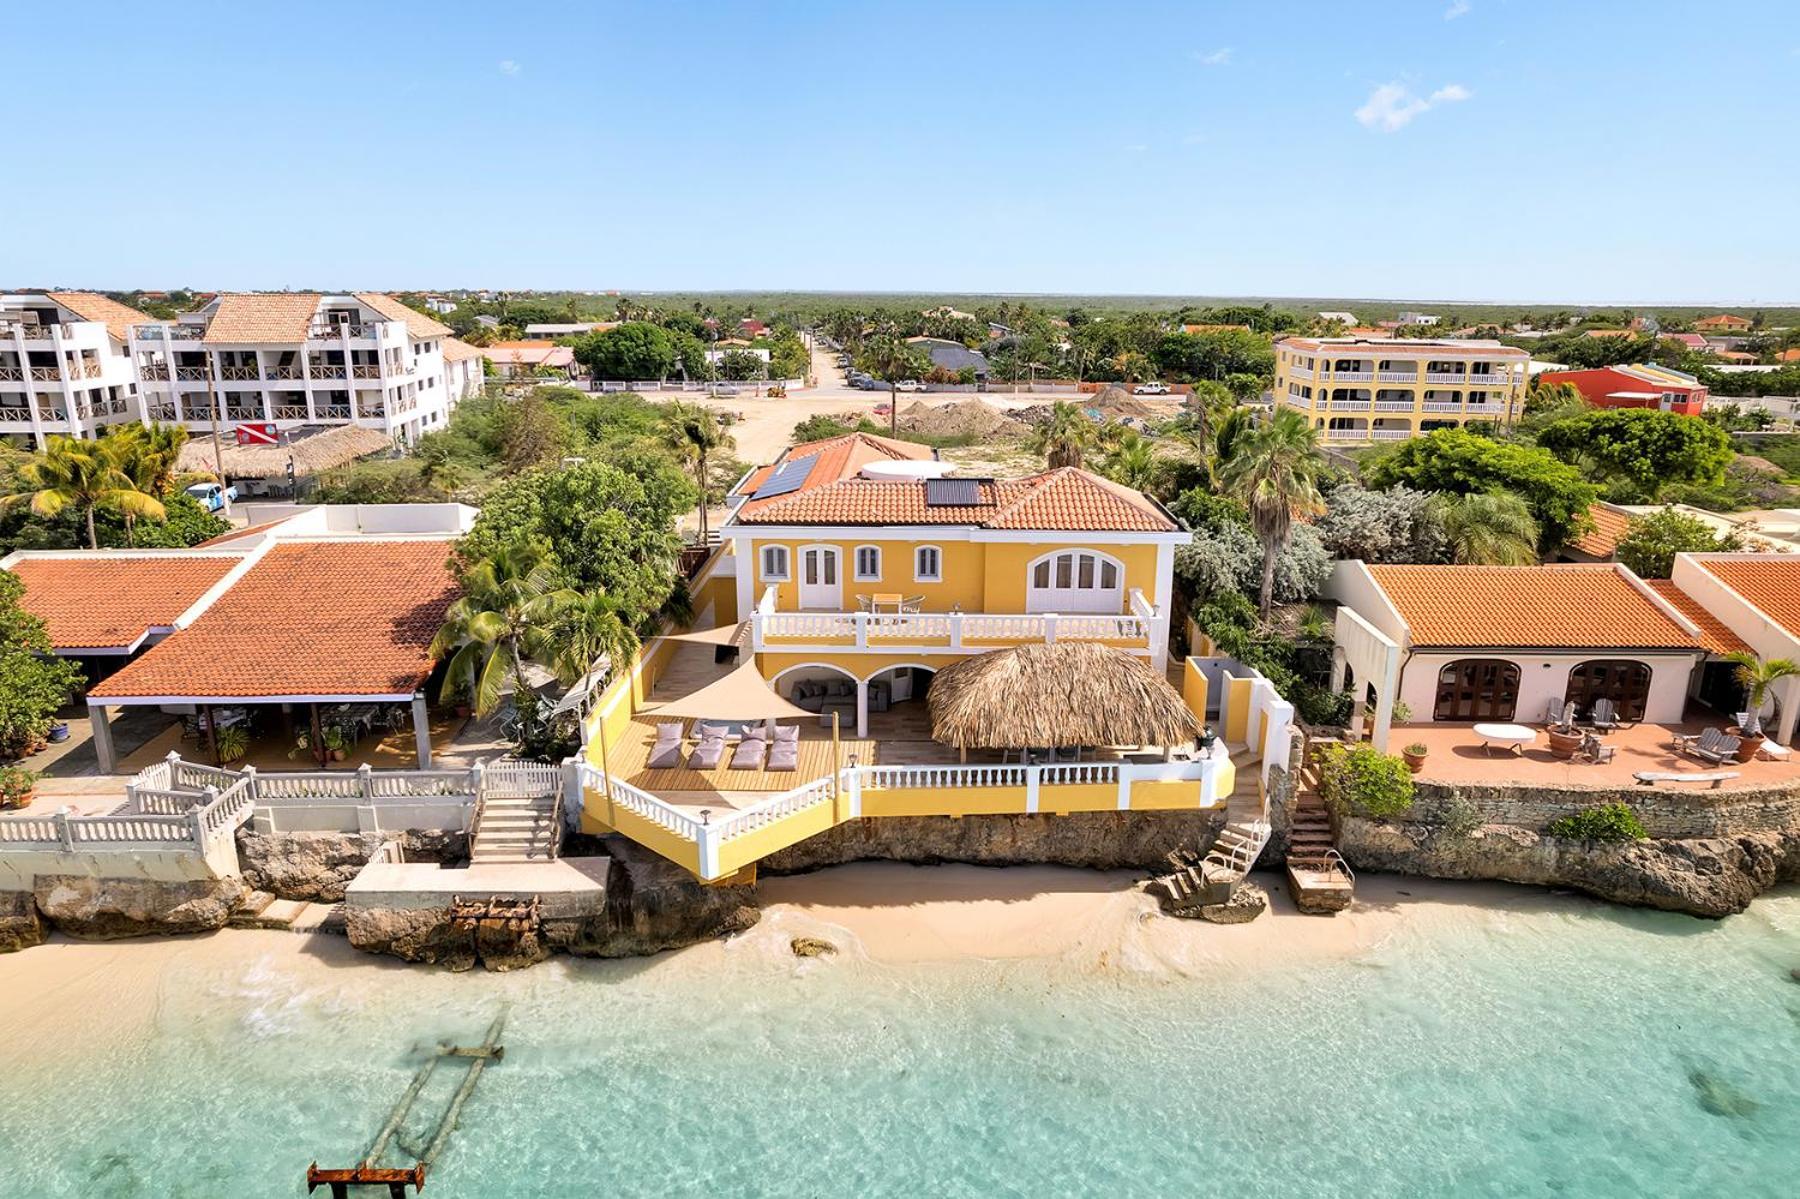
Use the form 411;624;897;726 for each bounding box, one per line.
178;423;393;480
928;642;1200;749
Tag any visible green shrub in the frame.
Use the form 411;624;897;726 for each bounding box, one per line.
0;765;38;808
1315;743;1414;819
1547;803;1648;843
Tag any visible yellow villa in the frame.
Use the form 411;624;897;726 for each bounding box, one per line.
575;432;1283;883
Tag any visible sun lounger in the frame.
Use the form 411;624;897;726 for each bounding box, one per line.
646;722;685;770
767;725;800;771
730;727;767;770
688;728;727;770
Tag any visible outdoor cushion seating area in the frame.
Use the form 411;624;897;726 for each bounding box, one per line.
644;720;804;775
790;679;890;714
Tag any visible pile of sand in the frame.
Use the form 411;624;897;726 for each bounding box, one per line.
897;399;1026;441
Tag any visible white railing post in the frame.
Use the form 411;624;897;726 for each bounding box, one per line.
1044;613;1058;645
854;610;868;649
560;756;582;832
949;610;964;651
1025;765;1040;814
697;815;721;880
1117;768;1131;810
52;807;74;851
193;786;218;848
846;762;863;817
241;764;257;802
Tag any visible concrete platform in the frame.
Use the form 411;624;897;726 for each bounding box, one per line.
344;856;610;918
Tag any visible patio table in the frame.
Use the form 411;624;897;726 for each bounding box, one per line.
1473;722;1535;756
870;592;904;614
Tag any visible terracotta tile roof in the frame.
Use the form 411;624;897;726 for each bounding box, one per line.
1570;503;1633;559
440;337;484;363
1366;564;1702;650
89;541;459;700
9;555;240;650
202;293;322;344
1643;580;1749;654
354;293;453;340
44;292;153;344
735;466;1176;531
1689;558;1800;641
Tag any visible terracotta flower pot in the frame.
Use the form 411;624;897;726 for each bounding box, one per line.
1401;748;1427;773
1546;728;1583;760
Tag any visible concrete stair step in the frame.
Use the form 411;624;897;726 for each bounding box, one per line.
227;890;276;927
471;850;557;864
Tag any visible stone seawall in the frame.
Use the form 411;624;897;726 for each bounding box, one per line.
758;809;1228;874
237;829;469;903
1337;775;1800;918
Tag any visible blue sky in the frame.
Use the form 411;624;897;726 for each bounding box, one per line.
9;1;1799;302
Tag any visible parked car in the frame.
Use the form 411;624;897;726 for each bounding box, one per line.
852;377;879;391
895;379;926;392
874;403;893;417
185;482;238;512
1132;381;1171;395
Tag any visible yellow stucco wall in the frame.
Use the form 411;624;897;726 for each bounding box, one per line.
755;650;967;685
1225;676;1253;743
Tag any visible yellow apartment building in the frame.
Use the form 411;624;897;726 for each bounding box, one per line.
1274;336;1530;443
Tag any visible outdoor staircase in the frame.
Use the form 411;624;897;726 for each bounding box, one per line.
470;792;562;864
1289;761;1335;860
1284;755;1355;914
1149;745;1271;914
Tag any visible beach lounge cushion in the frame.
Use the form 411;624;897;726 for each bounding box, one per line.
767;739;799;771
774;724;800;744
730;736;768;770
647;725;685;770
688;735;726;770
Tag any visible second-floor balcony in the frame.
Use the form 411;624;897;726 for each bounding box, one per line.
1377;370;1419;383
751;586;1164;655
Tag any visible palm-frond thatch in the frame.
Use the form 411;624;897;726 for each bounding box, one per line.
928;642;1200;749
177;423;393;480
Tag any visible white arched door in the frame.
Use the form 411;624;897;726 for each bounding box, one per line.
798;545;842;610
1026;549;1124;614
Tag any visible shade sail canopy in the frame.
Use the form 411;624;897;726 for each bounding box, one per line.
645;661;813;722
662;621;749;647
929;642;1200;749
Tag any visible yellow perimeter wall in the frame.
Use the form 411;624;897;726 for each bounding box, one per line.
746;537;1163;614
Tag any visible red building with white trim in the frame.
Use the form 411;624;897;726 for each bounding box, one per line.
1536;364;1708;416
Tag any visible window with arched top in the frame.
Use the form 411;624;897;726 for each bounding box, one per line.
1025;549;1124;614
914;545;942;582
853;545;882;581
1565;660;1652;722
1433;659;1521;721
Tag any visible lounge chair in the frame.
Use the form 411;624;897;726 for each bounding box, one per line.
768;725;800;772
730;727;767;770
1682;727;1741;765
646;722;685;770
688;724;728;770
1589;698;1621;732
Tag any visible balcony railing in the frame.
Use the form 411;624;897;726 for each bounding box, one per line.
351;363;382;379
35;405;67;421
224;407;262;422
1373;400;1414;412
1424;372;1468;384
751;587;1163;654
29;366;61;382
1328;370;1374;383
268;364;306;380
1421;401;1464;413
1377;370;1419;382
146;403;180;421
218;365;260;381
317;405;352;420
1290;365;1313;380
14;323;69;340
0;367;21;381
310;322;374;339
1370;429;1412;440
273;405;309;420
175;366;209;381
140;364;170;380
1328;399;1372;411
131;324;205;341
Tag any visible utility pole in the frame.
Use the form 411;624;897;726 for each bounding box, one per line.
202;350;231;517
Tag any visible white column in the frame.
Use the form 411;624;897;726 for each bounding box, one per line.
89;702;117;774
855;680;868;739
411;694;433;768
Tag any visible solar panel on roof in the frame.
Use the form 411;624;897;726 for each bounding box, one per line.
925;477;981;507
752;453;817;500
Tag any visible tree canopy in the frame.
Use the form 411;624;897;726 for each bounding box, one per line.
1365;428;1598;551
573;322;677;381
1534;408;1733;503
1615;508;1744;578
0;570;82;759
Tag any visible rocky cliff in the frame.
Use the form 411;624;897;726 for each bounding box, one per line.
237;829;468;902
30;875;249;939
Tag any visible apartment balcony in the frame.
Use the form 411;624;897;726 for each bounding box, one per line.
12;323;70;340
272;404;310;420
1377;370;1419;383
218;365;261;382
1327;370;1375;383
309;321;375;340
1290;365;1314;380
140;364;170;381
223;407;263;423
1282;394;1312;409
357;400;386;418
175;366;209;382
1373;399;1415;412
1424;372;1470;385
1370;429;1411;440
146;402;180;421
751;586;1164;656
34;403;69;421
0;367;21;382
351;364;383;379
0;405;31;423
1422;401;1465;413
268;364;307;381
131;324;205;341
1328;399;1372;411
29;366;62;382
317;404;352;420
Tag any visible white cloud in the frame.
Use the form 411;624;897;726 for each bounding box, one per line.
1444;0;1471;19
1194;47;1232;66
498;59;521;76
1354;81;1471;131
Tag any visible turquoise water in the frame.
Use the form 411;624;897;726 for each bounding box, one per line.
4;883;1799;1197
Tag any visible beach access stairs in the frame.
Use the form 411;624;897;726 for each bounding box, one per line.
1284;750;1355;914
469;772;564;865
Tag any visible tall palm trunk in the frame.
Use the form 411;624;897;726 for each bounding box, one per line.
889;381;898;436
696;447;709;541
84;506;98;551
1258;539;1277;617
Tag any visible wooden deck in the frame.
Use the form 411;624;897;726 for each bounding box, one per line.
604;717;877;794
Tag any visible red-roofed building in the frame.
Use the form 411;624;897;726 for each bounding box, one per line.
1536;364;1708;415
1694;314;1752;332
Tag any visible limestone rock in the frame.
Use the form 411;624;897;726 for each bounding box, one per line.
33;875;247;939
790;936;838;957
237;829;467;902
0;891;45;953
345;906;479;972
1199;881;1268;924
562;841;759;958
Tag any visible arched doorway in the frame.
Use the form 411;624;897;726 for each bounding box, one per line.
1433;659;1521;721
1026;549;1124;614
863;663;937;742
1565;659;1652;722
769;662;858;729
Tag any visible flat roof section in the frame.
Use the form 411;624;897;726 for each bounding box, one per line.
88;540;460;702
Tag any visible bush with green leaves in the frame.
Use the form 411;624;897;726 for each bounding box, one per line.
1615;508;1743;578
0;571;81;760
1546;803;1648;843
1315;743;1415;819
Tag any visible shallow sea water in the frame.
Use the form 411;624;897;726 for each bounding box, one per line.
4;885;1799;1197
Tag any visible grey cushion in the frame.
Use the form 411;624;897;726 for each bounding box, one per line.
730;737;767;770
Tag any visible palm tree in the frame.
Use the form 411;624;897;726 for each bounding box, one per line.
660;401;735;543
1219;408;1326;616
430;545;564;717
1724;651;1800;738
1431;491;1540;565
541;589;640;718
1098;430;1157;492
3;435;164;549
863;336;921;436
1027;401;1095;469
1113;349;1152;385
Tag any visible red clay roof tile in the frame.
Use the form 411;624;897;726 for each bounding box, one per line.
1690;558;1800;642
1642;579;1749;654
1367;564;1701;650
9;556;241;650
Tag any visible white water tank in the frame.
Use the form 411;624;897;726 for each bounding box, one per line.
859;460;952;482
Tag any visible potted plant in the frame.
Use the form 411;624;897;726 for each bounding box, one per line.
323;726;348;761
0;766;38;809
47;720;70;744
1726;651;1800;761
1401;742;1429;773
215;725;249;765
1545;702;1583;760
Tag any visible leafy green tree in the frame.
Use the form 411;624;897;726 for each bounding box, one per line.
1366;428;1599;551
0;570;82;759
1615;508;1743;578
573;321;677;381
2;436;164;550
1097;430;1156;492
1430;491;1540;565
1026;401;1096;469
718;350;765;381
119;491;229;549
430;545;563;716
1534;408;1733;503
495;392;571;471
660;401;735;542
1314;485;1447;564
1219;408;1327;615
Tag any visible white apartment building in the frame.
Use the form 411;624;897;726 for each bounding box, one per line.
129;293;483;445
0;292;149;447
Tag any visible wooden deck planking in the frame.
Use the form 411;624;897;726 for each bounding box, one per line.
607;718;878;793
